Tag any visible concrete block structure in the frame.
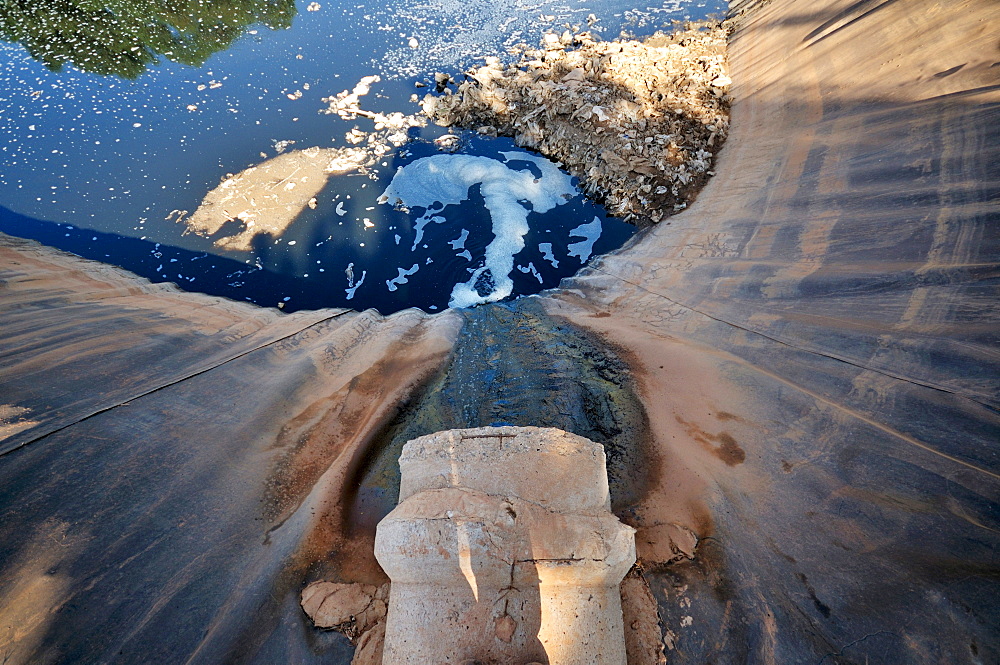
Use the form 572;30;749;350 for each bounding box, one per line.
375;427;636;665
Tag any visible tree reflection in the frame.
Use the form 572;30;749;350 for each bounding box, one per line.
0;0;296;78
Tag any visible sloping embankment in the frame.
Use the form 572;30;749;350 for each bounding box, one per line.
542;0;999;661
0;0;996;663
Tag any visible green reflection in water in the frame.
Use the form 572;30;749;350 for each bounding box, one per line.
0;0;296;78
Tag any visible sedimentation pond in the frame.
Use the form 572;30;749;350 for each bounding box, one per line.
0;0;725;314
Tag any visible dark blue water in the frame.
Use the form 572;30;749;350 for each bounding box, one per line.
0;0;726;313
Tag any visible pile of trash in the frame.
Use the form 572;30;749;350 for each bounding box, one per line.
422;22;730;225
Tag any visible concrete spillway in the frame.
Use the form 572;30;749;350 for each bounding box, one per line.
0;1;997;663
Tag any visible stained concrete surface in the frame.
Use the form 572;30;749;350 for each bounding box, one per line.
1;0;998;663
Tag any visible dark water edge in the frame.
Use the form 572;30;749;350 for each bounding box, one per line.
0;187;637;315
0;205;347;313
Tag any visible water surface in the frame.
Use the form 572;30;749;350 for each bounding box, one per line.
0;0;726;313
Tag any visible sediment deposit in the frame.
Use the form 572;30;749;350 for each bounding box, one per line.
179;146;367;250
180;75;429;250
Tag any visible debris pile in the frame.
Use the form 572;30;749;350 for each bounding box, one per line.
302;581;389;665
423;22;730;224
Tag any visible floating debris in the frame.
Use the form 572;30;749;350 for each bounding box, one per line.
433;134;462;152
380;151;575;308
434;72;452;92
181;146;371;250
322;75;382;120
321;76;427;156
423;21;731;225
181;75;431;251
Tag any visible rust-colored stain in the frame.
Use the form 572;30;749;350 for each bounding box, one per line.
675;415;746;466
714;410;746;423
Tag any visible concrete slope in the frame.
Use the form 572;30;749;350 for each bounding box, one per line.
0;235;462;664
0;0;996;663
544;0;999;662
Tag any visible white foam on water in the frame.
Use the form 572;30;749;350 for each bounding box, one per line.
567;216;602;263
412;214;446;251
366;0;706;79
386;263;420;291
449;228;469;250
371;0;583;78
380;152;575;308
517;261;543;283
538;242;559;268
346;270;367;299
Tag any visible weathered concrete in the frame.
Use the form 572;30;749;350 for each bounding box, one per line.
375;427;635;664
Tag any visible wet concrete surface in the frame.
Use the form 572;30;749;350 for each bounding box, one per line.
346;298;652;540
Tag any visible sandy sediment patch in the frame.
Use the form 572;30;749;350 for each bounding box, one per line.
178;147;369;251
0;404;38;441
423;22;731;225
178;75;428;251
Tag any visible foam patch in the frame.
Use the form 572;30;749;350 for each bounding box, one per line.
381;152;575;307
567;216;602;263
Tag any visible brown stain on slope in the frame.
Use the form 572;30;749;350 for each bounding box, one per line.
674;415;746;466
282;328;457;586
